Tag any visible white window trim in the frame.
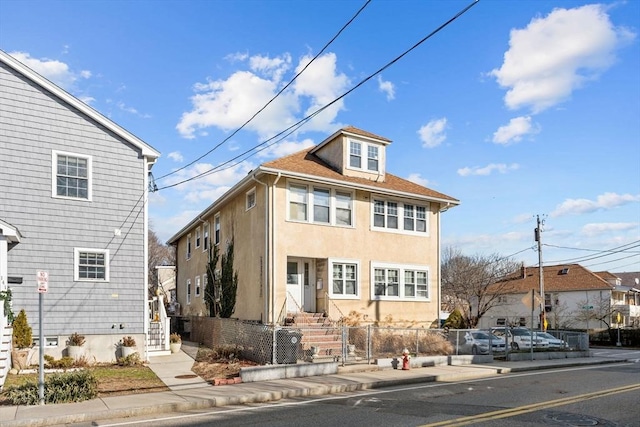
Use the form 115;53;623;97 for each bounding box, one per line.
370;262;430;301
186;234;192;260
202;274;208;296
195;275;201;297
52;150;93;201
246;187;257;211
187;279;191;305
214;214;221;246
328;258;360;300
203;222;210;252
371;198;430;236
74;248;110;282
345;138;384;174
195;227;201;249
286;181;355;228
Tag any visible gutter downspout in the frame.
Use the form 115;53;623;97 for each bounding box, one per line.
437;202;451;328
271;173;281;324
251;173;269;324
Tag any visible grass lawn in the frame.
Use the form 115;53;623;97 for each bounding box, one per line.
1;364;168;404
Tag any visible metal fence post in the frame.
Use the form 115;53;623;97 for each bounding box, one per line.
367;324;371;364
272;326;277;365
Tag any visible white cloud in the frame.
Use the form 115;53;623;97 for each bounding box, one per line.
418;118;447;148
551;192;640;217
165;160;256;205
457;163;520;177
406;173;429;187
492;116;538;145
177;52;348;140
377;75;395;100
167;151;184;162
292;53;349;132
116;101;151;118
9;51;91;91
489;4;635;113
582;222;639;237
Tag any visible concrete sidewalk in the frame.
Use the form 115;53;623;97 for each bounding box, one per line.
0;344;633;427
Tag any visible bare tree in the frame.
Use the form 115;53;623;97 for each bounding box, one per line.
148;226;175;297
441;247;520;328
575;292;615;332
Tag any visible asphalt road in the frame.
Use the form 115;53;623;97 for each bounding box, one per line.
76;360;640;427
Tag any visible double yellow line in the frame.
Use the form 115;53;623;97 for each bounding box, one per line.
421;383;640;427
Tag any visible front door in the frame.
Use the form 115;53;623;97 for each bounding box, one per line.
286;258;315;313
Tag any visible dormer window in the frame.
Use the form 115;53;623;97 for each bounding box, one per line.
349;141;362;168
367;145;379;171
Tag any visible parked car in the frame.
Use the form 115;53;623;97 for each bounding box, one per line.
460;331;506;355
535;331;568;349
490;327;549;350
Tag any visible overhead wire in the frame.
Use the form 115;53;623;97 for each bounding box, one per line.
156;0;481;191
155;0;373;182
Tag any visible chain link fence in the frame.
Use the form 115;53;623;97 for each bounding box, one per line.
188;317;589;365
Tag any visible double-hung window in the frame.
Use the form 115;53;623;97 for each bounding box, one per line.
195;228;201;248
374;268;399;297
288;183;353;227
367;145;379;171
335;192;352;226
195;276;201;297
53;151;92;200
214;215;220;245
373;200;398;229
186;236;192;260
313;188;330;224
187;279;191;305
372;263;429;300
331;260;358;297
246;188;256;210
289;184;308;221
203;222;209;251
349;141;362;168
373;200;428;234
74;248;109;281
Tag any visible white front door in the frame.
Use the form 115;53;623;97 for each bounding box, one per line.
286;258;316;313
286;260;302;313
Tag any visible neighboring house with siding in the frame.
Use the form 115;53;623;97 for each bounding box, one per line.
478;264;638;331
168;126;459;329
0;50;160;384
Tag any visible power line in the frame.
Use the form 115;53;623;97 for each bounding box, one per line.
543;241;640;254
155;0;372;182
544;242;640;265
156;0;481;191
583;253;640;269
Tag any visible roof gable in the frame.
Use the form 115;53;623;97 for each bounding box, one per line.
490;264;614;294
261;145;458;204
0;50;159;161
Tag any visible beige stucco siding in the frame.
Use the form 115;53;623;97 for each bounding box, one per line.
176;183;267;321
272;180;440;325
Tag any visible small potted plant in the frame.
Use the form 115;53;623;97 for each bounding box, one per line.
169;333;182;353
67;332;86;360
120;336;137;358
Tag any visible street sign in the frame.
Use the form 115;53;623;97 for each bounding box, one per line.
582;305;593;310
37;270;48;293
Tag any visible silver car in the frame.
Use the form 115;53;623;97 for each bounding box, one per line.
535;331;568;349
462;331;506;355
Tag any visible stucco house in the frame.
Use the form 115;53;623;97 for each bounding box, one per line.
0;49;161;387
479;264;639;331
168;127;459;330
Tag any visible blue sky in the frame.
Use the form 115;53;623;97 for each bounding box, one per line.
1;0;638;273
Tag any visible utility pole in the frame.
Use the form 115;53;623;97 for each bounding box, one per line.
535;215;545;331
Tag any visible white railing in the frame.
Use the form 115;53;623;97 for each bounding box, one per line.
148;295;170;351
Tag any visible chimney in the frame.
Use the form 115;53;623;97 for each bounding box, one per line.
521;263;526;279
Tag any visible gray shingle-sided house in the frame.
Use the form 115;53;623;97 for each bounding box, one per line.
0;50;160;386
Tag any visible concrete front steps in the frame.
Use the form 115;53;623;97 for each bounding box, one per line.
286;312;343;361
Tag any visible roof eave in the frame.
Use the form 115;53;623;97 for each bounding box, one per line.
0;50;160;161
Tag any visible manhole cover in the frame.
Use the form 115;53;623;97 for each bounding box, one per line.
175;374;198;379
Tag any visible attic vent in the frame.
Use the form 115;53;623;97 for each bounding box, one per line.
560;268;569;275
